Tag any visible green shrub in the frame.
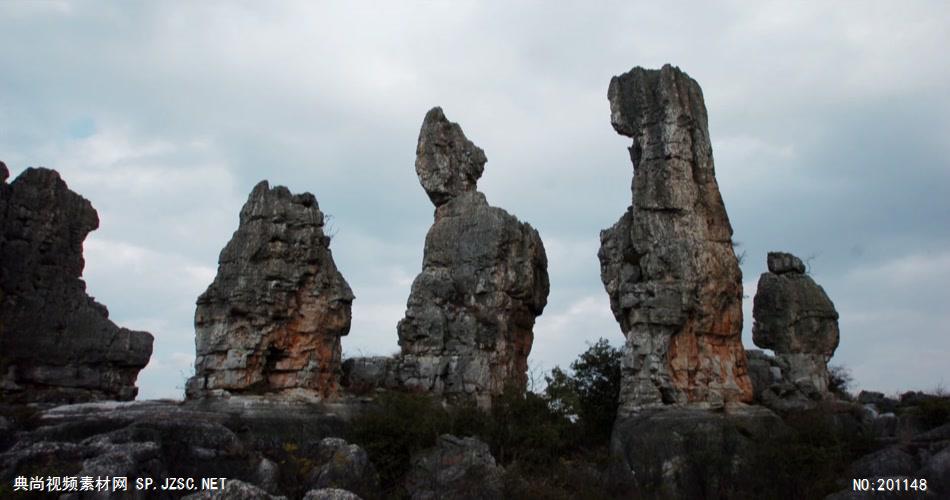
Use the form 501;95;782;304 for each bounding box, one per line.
347;391;453;494
915;397;950;429
544;338;621;445
742;410;878;499
486;385;576;469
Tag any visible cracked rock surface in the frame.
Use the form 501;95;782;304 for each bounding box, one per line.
186;181;353;399
396;108;549;406
598;66;752;415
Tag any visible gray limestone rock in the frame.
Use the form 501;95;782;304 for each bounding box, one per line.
1;399;351;499
598;65;752;415
768;251;807;274
415;107;487;207
396;108;549;406
306;437;380;498
304;489;363;500
406;434;503;500
0;166;153;404
186;181;353;399
752;251;839;398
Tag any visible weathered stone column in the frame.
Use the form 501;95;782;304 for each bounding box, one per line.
396;108;549;407
186;181;353;399
598;65;753;416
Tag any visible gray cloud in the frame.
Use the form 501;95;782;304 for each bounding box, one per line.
2;1;947;398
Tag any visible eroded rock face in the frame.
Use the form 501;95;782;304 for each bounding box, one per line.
598;65;752;415
186;181;353;399
415;107;487;207
396;108;549;406
0;165;153;404
752;251;839;398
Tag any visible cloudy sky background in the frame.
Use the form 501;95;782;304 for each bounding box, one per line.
2;1;948;399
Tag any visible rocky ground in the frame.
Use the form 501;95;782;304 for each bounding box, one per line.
1;390;947;499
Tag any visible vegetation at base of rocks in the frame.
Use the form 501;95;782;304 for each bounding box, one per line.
347;339;624;497
740;408;879;499
912;396;950;430
544;338;622;445
621;404;879;500
346;391;454;496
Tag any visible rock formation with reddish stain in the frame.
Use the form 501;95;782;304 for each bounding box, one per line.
185;181;353;399
395;107;549;407
0;163;153;404
598;65;753;416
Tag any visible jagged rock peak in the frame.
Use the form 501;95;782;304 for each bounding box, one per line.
186;180;353;400
0;165;153;403
0;161;8;183
415;106;487;207
598;65;751;415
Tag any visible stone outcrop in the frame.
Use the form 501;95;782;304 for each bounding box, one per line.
186;181;353;399
597;65;752;415
751;251;840;404
1;398;356;499
395;107;549;406
609;405;784;498
0;164;153;404
406;434;504;500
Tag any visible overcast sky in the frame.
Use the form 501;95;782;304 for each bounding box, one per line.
2;1;948;399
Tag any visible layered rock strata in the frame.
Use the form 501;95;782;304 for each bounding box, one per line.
186;181;353;399
598;65;752;415
396;108;549;406
751;251;840;403
0;163;153;404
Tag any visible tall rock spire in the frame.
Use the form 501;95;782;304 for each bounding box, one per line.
598;65;753;415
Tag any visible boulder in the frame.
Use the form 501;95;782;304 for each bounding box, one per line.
0;166;153;404
306;437;380;498
767;251;807;274
406;434;504;500
186;181;353;399
597;65;752;414
396;108;549;406
752;251;839;402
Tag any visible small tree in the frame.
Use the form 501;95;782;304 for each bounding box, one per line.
544;338;622;444
827;364;853;398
